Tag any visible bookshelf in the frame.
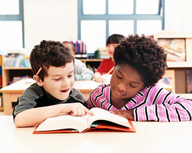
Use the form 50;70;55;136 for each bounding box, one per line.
154;31;192;96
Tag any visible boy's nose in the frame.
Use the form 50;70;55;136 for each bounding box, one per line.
62;79;70;87
117;82;126;92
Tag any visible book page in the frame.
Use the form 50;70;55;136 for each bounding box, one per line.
88;108;130;127
35;114;89;132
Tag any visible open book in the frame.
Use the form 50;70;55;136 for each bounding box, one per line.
33;108;135;134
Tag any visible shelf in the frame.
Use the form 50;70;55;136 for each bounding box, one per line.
154;31;192;38
80;59;102;63
167;62;192;68
3;67;31;70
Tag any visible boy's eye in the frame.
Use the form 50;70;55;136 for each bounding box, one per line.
130;84;136;88
54;78;61;81
68;74;73;78
116;74;122;79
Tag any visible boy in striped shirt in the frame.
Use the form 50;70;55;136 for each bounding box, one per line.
87;34;192;122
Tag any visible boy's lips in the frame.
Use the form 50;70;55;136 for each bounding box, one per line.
60;88;70;92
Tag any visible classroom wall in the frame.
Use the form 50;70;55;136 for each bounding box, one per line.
165;0;192;33
24;0;78;55
24;0;192;55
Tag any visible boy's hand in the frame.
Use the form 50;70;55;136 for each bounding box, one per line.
94;76;105;83
62;103;94;116
111;110;134;121
94;72;105;83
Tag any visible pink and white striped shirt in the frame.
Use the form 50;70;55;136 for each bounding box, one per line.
87;84;192;122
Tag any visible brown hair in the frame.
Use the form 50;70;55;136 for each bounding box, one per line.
30;40;74;81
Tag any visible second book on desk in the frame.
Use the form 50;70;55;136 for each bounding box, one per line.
33;108;135;134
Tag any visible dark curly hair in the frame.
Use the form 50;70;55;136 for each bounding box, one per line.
30;40;74;81
113;34;167;87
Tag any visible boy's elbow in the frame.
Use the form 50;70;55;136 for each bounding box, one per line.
14;115;25;128
14;113;31;128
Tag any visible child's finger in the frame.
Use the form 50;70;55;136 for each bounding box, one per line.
85;108;94;116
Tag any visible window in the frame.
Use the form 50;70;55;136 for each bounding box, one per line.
0;0;24;50
78;0;165;53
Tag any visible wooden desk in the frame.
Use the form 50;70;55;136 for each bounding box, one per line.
1;116;192;153
0;79;101;115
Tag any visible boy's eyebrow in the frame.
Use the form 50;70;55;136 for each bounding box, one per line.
69;70;74;74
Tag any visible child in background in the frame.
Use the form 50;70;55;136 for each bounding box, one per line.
93;34;125;83
63;41;94;81
13;40;93;127
88;35;192;122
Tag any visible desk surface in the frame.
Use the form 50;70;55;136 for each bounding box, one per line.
0;78;172;92
1;116;192;153
0;78;102;92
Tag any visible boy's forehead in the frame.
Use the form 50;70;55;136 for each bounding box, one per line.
47;63;74;75
116;64;143;83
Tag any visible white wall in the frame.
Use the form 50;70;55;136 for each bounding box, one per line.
23;0;192;55
24;0;77;55
165;0;192;32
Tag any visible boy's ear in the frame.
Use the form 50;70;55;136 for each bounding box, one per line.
33;75;43;86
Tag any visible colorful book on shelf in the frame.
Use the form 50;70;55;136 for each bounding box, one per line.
73;40;87;58
33;108;135;134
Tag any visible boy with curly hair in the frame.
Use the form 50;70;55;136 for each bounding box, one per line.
13;40;93;127
87;34;192;122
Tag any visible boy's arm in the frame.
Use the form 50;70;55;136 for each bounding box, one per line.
134;97;192;122
114;94;192;122
74;60;93;80
15;103;93;127
110;110;134;120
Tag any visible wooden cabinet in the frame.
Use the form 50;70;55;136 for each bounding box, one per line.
155;31;192;99
2;67;33;87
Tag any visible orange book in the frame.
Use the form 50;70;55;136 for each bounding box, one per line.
33;108;136;134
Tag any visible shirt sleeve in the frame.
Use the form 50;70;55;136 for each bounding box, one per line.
74;59;94;80
87;84;111;110
96;60;105;74
96;59;114;75
70;88;87;107
87;85;106;109
13;84;42;118
134;87;192;122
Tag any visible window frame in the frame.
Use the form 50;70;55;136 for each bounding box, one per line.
78;0;165;41
0;0;24;48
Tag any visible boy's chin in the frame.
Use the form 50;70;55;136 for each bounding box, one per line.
56;95;70;101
